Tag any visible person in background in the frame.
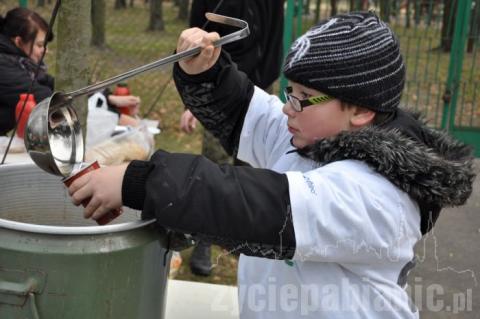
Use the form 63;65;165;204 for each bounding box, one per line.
0;7;53;135
68;12;475;318
104;89;141;127
0;7;140;137
179;0;284;277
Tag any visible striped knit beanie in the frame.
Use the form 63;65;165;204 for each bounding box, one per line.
283;11;405;113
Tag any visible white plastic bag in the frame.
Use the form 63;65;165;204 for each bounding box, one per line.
85;124;154;165
86;92;119;148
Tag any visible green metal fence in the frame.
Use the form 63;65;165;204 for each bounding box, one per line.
283;0;480;156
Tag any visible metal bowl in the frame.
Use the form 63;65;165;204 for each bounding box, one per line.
24;92;84;177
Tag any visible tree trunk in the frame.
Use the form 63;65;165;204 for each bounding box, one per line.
468;0;480;53
177;0;189;20
330;0;337;16
362;0;369;10
115;0;127;9
91;0;106;48
441;0;457;52
37;0;46;7
315;0;322;22
149;0;164;31
379;0;390;22
56;0;91;127
305;0;311;15
406;0;411;28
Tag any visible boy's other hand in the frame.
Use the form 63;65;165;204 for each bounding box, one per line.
177;28;221;75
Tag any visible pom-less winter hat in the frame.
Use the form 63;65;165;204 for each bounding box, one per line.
283;11;405;113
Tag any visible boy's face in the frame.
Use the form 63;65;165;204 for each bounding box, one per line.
282;81;356;148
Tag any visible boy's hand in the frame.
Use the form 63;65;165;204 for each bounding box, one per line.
177;28;221;75
68;164;128;222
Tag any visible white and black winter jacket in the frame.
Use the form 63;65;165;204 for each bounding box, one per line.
122;52;475;319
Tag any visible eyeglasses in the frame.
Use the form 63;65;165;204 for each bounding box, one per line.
283;86;334;112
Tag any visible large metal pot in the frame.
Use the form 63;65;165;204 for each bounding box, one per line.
0;163;170;319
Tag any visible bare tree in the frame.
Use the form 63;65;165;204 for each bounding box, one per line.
468;0;480;52
305;0;311;15
440;0;457;52
379;0;390;22
56;0;91;126
315;0;322;22
91;0;106;48
406;0;411;28
115;0;127;9
148;0;164;31
330;0;337;16
177;0;189;21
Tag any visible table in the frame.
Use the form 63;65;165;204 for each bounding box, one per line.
1;151;32;164
165;280;239;319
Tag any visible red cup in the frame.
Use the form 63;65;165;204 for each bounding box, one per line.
63;161;122;225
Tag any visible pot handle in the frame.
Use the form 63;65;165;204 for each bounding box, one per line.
0;270;45;319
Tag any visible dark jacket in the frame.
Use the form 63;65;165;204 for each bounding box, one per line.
190;0;284;90
0;34;54;135
121;53;475;259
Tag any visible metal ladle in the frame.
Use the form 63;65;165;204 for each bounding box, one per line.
24;13;249;177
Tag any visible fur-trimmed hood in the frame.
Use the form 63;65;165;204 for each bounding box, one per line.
297;109;476;234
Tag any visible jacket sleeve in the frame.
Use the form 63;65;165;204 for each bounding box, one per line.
173;51;254;156
122;150;296;260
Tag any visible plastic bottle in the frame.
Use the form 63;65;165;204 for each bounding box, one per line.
113;83;134;116
15;93;36;138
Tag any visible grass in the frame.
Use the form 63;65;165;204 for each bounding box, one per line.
174;246;238;286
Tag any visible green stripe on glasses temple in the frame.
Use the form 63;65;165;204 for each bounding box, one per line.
284;86;334;111
307;95;334;104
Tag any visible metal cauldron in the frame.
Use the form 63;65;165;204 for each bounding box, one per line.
0;163;170;319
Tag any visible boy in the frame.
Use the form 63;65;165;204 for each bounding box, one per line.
69;12;475;318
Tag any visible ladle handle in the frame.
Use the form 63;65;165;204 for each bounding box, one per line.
67;13;249;99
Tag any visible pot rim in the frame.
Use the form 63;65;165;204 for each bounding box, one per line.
0;217;156;235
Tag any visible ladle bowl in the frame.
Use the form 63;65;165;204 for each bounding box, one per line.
24;92;83;177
